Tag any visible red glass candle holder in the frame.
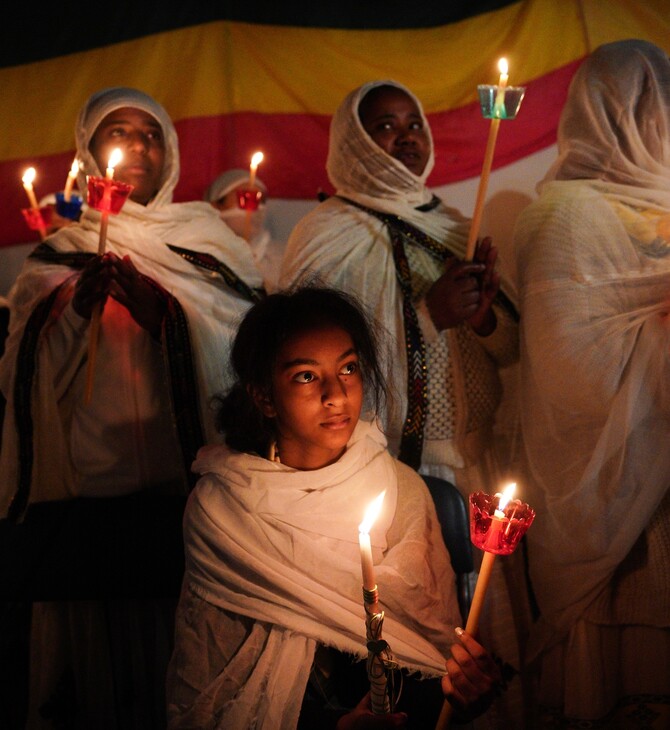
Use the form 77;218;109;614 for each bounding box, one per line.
21;206;53;231
236;188;262;211
86;176;134;214
469;491;535;555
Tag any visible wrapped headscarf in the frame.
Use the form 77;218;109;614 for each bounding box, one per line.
75;86;179;207
325;80;459;242
542;39;670;195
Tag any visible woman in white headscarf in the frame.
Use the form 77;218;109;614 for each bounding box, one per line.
280;80;518;491
513;39;670;725
279;80;529;727
0;87;263;729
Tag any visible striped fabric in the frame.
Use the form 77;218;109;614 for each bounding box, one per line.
2;0;669;249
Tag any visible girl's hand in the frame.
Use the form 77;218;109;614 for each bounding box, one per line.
466;237;500;336
425;258;486;331
336;692;408;729
441;627;502;721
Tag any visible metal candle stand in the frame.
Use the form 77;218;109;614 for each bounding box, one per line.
363;585;400;714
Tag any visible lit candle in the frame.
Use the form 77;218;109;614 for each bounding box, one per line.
359;490;385;593
63;158;79;202
97;148;123;255
493;57;509;117
484;482;516;551
105;147;122;180
249;151;264;189
465;57;511;261
359;490;391;715
21;168;40;210
435;480;533;730
84;147;124;406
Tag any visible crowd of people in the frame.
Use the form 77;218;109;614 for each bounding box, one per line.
0;36;668;730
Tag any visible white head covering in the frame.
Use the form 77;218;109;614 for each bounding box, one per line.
204;168;268;203
542;39;670;195
74;86;179;208
327;79;436;211
514;39;670;658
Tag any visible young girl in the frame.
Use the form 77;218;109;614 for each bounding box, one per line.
166;285;501;729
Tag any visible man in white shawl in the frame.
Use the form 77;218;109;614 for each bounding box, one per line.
513;39;670;725
279;81;530;726
0;87;264;728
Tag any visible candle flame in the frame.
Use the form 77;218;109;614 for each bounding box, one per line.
22;167;36;186
359;490;386;534
69;159;80;176
107;148;122;171
250;151;264;170
497;482;516;513
498;58;509;75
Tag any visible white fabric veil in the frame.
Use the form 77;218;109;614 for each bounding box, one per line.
326;79;469;248
514;40;670;657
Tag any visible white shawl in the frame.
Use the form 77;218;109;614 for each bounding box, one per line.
181;419;460;728
513;40;670;657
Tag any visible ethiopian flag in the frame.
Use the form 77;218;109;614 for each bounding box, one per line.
2;0;669;249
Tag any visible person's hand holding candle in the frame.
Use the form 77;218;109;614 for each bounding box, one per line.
435;482;534;729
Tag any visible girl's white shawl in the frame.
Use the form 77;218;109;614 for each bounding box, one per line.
182;419;459;728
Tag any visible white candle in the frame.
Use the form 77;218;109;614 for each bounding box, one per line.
21;167;40;210
465;58;511;260
493;57;509;117
249;150;264;188
63;158;79;202
106;147;122;180
359;491;385;592
484;482;517;551
494;481;516;517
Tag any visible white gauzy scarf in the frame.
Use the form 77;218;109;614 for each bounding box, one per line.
183;419;459;728
514;40;670;657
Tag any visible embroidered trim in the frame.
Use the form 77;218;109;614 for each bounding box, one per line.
337;196;445;469
167;244;265;303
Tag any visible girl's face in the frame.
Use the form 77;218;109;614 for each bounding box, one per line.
260;325;363;470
